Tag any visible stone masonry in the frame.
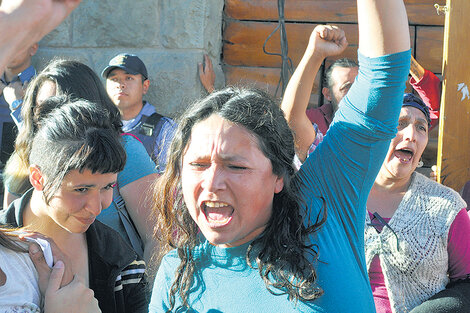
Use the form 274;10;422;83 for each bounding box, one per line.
33;0;225;118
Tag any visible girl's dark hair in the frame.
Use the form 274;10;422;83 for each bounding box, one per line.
3;59;122;195
29;96;126;204
153;86;326;311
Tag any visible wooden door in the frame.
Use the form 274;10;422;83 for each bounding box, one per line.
437;0;470;191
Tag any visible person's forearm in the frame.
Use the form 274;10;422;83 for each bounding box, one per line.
0;11;23;75
120;173;159;263
281;25;347;159
281;50;323;123
358;0;410;57
143;238;159;291
280;48;322;160
0;0;81;75
410;55;426;82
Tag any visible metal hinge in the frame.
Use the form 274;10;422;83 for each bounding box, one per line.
434;4;449;15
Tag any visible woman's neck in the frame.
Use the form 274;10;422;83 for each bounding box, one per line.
367;171;413;218
373;170;412;194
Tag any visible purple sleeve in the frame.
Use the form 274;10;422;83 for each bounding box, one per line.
448;208;470;280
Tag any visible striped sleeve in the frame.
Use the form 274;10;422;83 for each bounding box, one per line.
114;259;146;292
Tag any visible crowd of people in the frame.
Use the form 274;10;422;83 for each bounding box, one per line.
0;0;469;313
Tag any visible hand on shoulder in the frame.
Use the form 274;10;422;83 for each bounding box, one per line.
43;261;101;313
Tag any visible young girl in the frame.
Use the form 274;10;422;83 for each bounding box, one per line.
3;59;158;263
0;97;148;312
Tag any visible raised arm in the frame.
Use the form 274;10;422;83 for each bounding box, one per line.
281;25;347;161
358;0;410;57
409;54;426;82
296;0;411;230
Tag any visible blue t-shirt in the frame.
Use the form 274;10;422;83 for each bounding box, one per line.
149;50;411;313
97;135;156;247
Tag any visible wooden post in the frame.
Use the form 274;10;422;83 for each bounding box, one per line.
437;0;470;191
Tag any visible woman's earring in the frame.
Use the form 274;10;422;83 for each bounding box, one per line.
417;158;424;168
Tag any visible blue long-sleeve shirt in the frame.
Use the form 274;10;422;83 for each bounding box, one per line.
149;49;411;313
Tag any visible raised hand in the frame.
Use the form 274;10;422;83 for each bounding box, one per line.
3;81;25;107
1;0;81;44
306;25;348;60
198;54;215;93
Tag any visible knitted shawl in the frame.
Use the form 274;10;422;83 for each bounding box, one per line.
365;172;466;313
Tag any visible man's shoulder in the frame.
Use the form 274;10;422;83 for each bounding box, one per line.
18;65;36;82
306;107;323;119
306;105;330;125
140;101;157;116
141;103;175;130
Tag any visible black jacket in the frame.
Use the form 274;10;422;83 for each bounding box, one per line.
0;189;149;313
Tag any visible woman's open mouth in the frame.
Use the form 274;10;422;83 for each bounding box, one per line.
394;148;414;164
202;201;234;226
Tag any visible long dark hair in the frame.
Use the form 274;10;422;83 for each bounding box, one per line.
153;87;326;311
3;59;122;196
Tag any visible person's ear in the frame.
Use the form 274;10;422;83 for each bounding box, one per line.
29;165;44;191
142;78;150;95
274;176;284;194
322;87;332;101
29;43;39;57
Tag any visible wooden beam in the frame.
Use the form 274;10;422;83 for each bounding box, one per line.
224;65;321;105
223;21;417;68
224;66;281;91
437;0;470;191
225;0;446;26
224;22;359;68
415;26;445;73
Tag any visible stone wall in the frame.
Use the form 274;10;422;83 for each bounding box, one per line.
33;0;225;118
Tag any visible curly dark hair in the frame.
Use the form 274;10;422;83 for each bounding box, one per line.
153;86;326;311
